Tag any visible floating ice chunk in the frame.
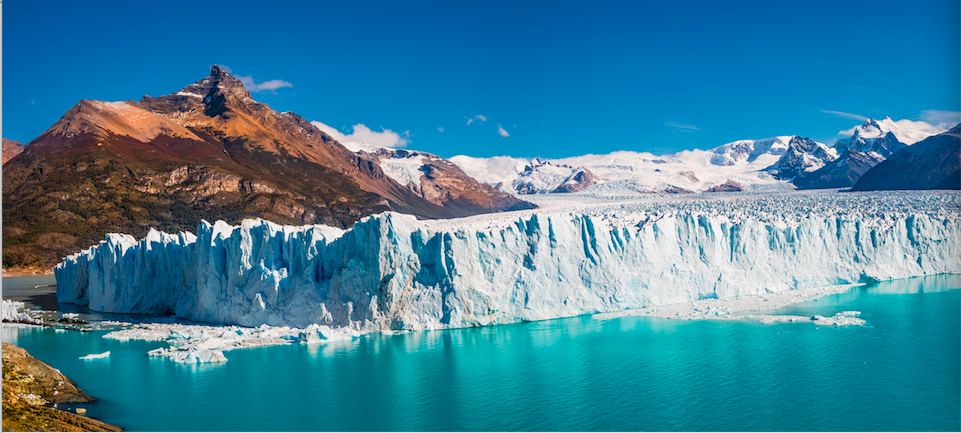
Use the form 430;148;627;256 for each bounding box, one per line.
170;348;227;364
80;351;110;360
298;324;355;343
2;299;42;325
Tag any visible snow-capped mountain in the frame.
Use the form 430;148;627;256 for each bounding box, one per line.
790;117;950;189
763;136;838;180
451;137;806;195
709;136;792;166
852;125;961;191
839;117;936;147
451;117;955;195
346;146;533;213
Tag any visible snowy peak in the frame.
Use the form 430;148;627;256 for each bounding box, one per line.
841;131;906;159
764;136;837;180
839;116;941;146
709;136;792;166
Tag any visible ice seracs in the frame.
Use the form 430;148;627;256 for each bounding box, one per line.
2;300;42;325
56;191;961;334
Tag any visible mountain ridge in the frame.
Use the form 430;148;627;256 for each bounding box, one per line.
2;65;532;270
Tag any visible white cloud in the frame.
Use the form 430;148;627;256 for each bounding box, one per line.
920;110;961;129
497;125;510;137
821;110;869;122
310;120;410;148
220;66;293;93
892;119;950;135
438;127;444;133
236;75;294;93
466;114;487;125
664;121;700;131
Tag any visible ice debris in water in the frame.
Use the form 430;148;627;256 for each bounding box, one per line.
105;321;359;363
55;190;961;335
79;352;110;360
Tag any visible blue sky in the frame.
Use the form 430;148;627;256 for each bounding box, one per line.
4;0;959;158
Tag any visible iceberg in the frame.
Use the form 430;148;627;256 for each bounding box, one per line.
55;192;961;332
2;300;42;325
79;351;110;360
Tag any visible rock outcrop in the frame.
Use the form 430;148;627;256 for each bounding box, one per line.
2;342;122;432
2;139;26;164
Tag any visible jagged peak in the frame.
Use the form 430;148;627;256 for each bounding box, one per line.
164;65;254;106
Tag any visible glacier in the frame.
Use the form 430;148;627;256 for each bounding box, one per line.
55;191;961;332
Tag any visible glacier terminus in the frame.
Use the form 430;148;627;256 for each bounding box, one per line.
55;191;961;333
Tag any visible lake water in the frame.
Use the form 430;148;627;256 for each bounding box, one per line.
2;274;959;431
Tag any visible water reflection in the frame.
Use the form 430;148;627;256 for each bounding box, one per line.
865;273;960;295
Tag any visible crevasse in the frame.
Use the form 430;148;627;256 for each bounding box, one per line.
55;210;961;330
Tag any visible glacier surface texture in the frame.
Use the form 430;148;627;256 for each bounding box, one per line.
56;192;961;331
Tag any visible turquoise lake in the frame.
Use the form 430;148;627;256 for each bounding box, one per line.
2;274;959;431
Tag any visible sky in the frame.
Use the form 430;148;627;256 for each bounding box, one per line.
3;0;959;159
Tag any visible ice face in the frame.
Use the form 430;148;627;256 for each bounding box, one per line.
1;300;41;324
55;192;961;332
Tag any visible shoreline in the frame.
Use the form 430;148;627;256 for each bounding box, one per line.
3;269;56;277
593;282;867;326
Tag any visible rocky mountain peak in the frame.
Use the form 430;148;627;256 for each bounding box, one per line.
206;65;252;99
140;65;256;118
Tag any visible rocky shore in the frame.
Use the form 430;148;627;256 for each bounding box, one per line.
2;342;121;431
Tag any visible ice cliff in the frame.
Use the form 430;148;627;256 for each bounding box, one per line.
55;192;961;331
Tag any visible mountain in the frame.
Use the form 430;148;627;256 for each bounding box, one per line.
838;117;936;147
836;127;907;158
450;117;954;195
764;136;838;180
709;136;792;166
451;137;804;195
791;117;955;190
550;168;599;193
2;65;531;270
850;125;961;191
351;147;533;213
2;139;25;164
792;149;884;189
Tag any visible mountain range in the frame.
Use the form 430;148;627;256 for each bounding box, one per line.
451;117;956;195
2;65;531;270
3;66;958;270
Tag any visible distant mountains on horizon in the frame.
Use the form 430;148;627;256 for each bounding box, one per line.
449;116;958;195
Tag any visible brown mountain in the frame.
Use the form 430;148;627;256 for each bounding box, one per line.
2;65;533;270
3;138;26;164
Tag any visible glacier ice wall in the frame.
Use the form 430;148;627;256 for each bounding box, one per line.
56;203;961;331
